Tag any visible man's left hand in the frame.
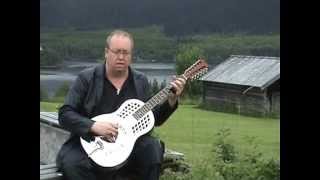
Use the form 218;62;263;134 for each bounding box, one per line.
168;76;186;107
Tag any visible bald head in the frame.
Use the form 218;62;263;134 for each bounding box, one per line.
106;30;134;50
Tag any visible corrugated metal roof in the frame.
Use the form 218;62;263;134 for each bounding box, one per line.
200;55;280;90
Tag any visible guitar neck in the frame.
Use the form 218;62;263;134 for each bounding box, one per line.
132;84;174;120
131;58;208;120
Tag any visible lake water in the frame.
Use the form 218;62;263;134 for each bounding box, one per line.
40;61;176;97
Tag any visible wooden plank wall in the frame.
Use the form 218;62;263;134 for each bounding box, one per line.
203;82;270;117
271;91;280;117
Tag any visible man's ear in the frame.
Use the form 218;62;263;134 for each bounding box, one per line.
104;50;108;60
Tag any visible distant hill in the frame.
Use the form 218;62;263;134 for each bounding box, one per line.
40;27;279;66
40;0;279;36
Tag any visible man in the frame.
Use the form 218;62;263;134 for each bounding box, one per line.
56;30;186;180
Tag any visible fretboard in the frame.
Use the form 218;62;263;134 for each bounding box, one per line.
132;84;173;120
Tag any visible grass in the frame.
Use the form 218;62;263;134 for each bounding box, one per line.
40;101;62;112
40;102;280;177
153;104;280;168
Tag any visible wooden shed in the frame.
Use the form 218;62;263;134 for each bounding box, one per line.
200;55;280;117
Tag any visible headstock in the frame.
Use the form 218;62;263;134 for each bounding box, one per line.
183;59;208;81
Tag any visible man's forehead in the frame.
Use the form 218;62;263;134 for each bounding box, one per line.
110;35;131;42
109;35;132;49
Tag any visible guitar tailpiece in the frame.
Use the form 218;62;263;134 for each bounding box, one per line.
88;140;104;156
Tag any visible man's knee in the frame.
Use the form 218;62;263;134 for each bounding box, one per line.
62;163;97;180
56;146;94;176
140;135;163;146
135;136;164;164
59;156;97;180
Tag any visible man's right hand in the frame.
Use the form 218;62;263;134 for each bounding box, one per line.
90;121;118;142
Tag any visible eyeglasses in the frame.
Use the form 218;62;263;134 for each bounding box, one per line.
108;48;131;57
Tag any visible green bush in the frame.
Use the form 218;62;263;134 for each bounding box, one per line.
158;128;279;180
212;128;280;180
160;169;193;180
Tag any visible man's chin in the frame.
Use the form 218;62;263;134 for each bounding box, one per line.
114;67;127;72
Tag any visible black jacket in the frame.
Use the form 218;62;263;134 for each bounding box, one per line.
57;63;177;159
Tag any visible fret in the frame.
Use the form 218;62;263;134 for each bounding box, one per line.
154;95;161;103
138;106;144;115
162;91;168;97
165;86;172;94
132;113;138;120
140;109;145;116
152;95;159;104
149;99;156;107
137;111;143;118
159;91;166;98
141;105;146;113
142;105;149;114
146;103;152;110
133;111;140;120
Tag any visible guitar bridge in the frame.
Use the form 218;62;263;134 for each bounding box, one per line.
88;139;104;156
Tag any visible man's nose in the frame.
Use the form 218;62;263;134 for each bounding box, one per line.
118;53;125;59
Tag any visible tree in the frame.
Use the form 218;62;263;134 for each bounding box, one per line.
40;47;63;66
175;45;206;99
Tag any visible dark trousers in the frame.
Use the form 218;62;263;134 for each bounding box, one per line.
56;135;164;180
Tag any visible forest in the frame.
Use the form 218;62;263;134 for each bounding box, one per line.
40;0;279;36
40;0;280;66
